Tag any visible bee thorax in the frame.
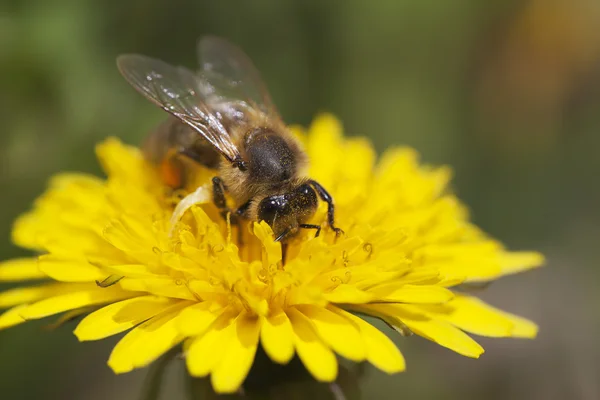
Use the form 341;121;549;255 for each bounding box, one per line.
245;128;298;183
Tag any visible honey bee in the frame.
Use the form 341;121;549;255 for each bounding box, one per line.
117;36;343;244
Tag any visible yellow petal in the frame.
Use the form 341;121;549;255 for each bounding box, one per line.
75;296;178;341
100;217;160;265
296;304;366;362
103;263;155;277
38;255;105;282
0;258;45;281
368;304;484;358
211;313;261;394
0;283;85;308
322;284;375;304
96;138;148;184
307;114;343;187
11;173;106;251
108;301;192;373
0;305;28;330
20;285;136;320
287;307;338;382
420;295;538;338
498;251;545;277
260;311;295;365
426;260;502;283
176;301;220;336
186;311;237;377
334;307;405;374
252;221;282;268
373;284;454;304
119;277;196;300
499;311;538;338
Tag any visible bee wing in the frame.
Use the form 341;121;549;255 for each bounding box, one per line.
117;54;242;164
196;36;282;122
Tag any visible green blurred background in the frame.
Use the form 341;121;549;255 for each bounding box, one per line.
1;0;599;399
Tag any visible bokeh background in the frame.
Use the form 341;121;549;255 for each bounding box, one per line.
1;1;599;399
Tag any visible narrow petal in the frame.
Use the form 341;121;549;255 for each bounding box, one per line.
287;307;338;382
0;258;45;281
425;260;502;282
106;264;156;277
498;251;545;277
20;286;136;320
372;284;454;304
211;313;261;394
296;304;366;362
186;311;237;377
0;305;28;329
260;311;294;364
96;138;148;184
405;318;484;358
420;295;538;338
307;114;344;187
0;283;87;309
176;301;220;336
108;301;192;373
119;277;196;300
334;307;405;374
365;303;484;358
322;284;375;304
75;296;179;341
253;222;281;265
38;255;105;282
497;311;538;338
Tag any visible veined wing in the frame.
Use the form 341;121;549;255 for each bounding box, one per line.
117;54;242;164
196;36;282;123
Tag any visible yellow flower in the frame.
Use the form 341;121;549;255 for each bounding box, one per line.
0;114;543;393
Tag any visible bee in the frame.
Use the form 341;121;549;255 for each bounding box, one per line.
117;36;343;245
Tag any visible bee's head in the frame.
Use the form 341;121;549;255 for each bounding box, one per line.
257;183;318;241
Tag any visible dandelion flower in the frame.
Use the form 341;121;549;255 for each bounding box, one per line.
0;114;543;393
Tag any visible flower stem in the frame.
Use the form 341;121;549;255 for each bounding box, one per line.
139;346;181;400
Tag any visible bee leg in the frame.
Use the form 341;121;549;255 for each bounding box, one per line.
211;177;230;218
212;176;240;225
299;223;321;238
213;177;249;245
232;201;251;246
235;201;251;219
308;180;344;236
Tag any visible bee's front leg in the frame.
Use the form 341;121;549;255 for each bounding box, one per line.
308;180;344;237
299;223;322;238
211;176;230;220
212;177;249;245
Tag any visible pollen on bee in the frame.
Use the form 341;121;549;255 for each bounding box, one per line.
159;158;183;189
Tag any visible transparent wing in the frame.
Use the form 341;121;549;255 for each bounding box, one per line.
117;54;242;163
196;36;281;121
